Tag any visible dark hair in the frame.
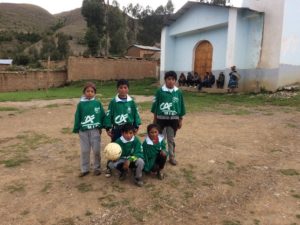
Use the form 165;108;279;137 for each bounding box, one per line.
83;82;96;93
117;79;129;88
164;71;177;81
121;123;135;133
147;123;160;134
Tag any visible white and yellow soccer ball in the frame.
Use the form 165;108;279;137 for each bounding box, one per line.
103;143;122;161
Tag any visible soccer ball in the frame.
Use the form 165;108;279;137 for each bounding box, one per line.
104;143;122;161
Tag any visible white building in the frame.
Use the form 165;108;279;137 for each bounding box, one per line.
160;0;300;91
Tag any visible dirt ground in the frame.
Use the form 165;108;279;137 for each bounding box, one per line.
0;98;299;225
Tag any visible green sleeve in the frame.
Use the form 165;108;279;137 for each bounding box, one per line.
133;137;144;159
99;102;106;129
72;103;81;133
151;89;160;114
161;140;167;154
103;100;113;129
179;91;186;117
132;101;141;127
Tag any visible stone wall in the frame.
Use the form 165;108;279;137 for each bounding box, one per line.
68;56;158;81
0;71;67;92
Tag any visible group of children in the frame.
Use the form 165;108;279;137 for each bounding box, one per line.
73;71;186;187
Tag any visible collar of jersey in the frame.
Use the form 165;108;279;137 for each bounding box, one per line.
162;84;178;92
80;96;95;102
115;95;133;102
145;134;164;145
120;136;134;143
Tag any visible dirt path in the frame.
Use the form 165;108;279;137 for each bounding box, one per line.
0;100;299;225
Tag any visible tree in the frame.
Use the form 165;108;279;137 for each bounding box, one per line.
57;33;70;59
85;26;100;56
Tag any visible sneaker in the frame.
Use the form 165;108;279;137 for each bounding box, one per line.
78;171;89;177
93;170;101;176
169;157;177;166
157;171;164;180
134;178;144;187
119;171;127;181
105;169;112;178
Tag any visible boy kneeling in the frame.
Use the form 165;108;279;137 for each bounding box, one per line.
106;124;144;187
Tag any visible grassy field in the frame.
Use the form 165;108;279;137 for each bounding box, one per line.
0;78;299;112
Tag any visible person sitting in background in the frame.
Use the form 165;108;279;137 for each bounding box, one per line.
193;72;201;88
228;66;241;93
216;72;225;89
178;73;187;87
202;72;210;88
187;72;194;87
207;72;215;88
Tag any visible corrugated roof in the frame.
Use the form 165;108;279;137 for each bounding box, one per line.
165;1;263;26
129;45;160;51
0;59;13;65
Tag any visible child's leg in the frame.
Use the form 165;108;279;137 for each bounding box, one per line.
90;129;101;173
134;158;144;179
156;151;167;170
79;130;91;173
165;126;175;157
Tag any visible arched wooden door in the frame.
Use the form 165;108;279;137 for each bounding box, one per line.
194;41;213;78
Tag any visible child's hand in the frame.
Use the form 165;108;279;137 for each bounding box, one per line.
123;160;130;171
178;119;183;129
160;151;167;157
106;129;112;137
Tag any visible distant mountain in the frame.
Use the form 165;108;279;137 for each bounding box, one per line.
0;3;55;32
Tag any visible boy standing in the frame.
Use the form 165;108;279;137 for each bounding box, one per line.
104;79;141;142
73;82;106;177
151;71;186;165
106;124;145;187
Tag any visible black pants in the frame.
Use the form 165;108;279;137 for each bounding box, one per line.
152;152;167;172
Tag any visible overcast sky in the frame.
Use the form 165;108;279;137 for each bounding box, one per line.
0;0;192;14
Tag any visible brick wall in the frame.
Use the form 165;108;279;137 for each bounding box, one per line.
0;71;67;92
68;56;157;81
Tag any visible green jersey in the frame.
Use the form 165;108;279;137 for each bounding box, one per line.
142;135;167;172
115;136;144;160
151;85;186;118
73;97;106;133
104;95;141;128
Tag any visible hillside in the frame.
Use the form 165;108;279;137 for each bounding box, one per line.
55;8;87;55
0;3;55;32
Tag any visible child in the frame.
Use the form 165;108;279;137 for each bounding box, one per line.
142;124;167;179
106;124;145;187
151;71;186;166
73;82;106;177
104;79;141;142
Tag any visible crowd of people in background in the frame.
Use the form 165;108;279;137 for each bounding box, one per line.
178;66;240;93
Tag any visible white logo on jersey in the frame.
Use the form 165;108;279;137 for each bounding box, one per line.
160;102;172;111
115;114;128;125
81;115;95;125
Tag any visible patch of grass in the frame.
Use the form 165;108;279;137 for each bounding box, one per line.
180;168;197;184
286;123;298;128
5;182;26;193
41;182;52;193
223;220;241;225
226;161;236;170
222;108;252;115
76;183;93;193
292;194;300;199
128;206;146;222
254;219;260;225
0;132;54;167
222;179;235;187
0;106;19;111
0;78;157;102
61;127;72;134
85;210;93;216
44;103;59;108
20;210;30;216
112;182;126;193
296;215;300;219
57;218;75;225
280;169;299;176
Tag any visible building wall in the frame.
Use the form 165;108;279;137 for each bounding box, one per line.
0;71;67;92
68;57;157;81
